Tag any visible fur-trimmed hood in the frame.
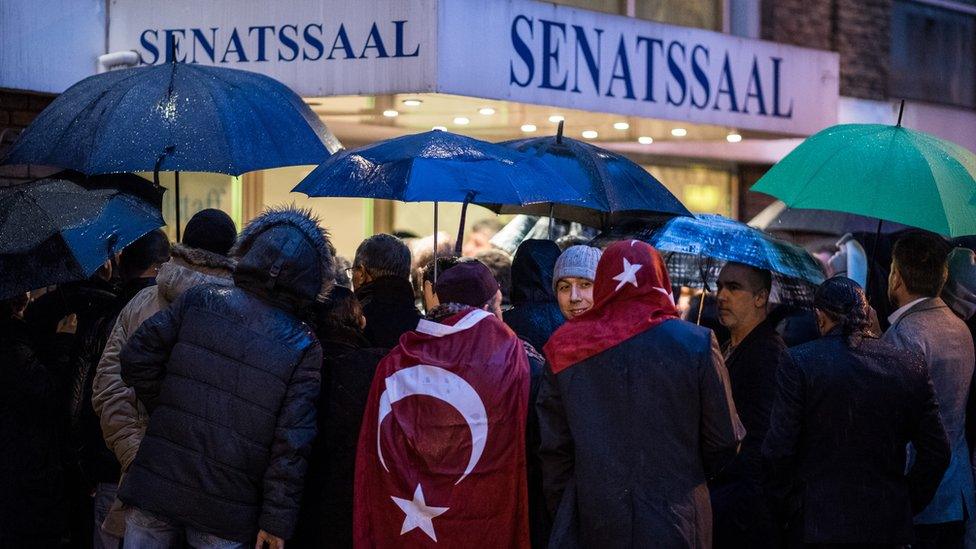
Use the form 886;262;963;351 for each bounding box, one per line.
157;244;236;304
231;206;335;306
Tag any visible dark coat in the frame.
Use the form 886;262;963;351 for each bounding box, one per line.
0;316;74;546
355;275;420;348
504;240;564;351
536;320;744;548
710;318;789;547
292;328;386;549
522;339;550;549
762;333;951;545
119;208;332;542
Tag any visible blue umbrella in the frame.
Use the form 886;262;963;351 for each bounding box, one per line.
293;129;584;253
646;214;826;305
0;178;165;298
2;59;339;238
486;121;691;229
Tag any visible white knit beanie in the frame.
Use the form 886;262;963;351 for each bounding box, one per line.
553;245;602;291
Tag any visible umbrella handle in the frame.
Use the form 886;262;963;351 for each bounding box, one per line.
433;202;439;284
454;191;476;256
696;288;707;326
548;203;554;240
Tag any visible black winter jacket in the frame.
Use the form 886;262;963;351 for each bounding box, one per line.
503;240;564;351
355;276;420;348
119;208;333;542
0;316;74;546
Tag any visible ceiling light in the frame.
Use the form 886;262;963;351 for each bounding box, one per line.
382;109;399;118
726;132;742;143
581;130;598;139
548;114;565;123
520;124;537;133
671;127;687;137
613;121;630;130
638;136;654;145
453;116;470;125
479;107;496;116
402;98;423;107
432;125;447;131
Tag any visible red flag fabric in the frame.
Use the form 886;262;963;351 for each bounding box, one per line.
353;308;531;548
544;240;680;373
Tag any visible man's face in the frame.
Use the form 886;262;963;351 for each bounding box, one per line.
716;264;768;331
486;290;504;320
351;264;368;291
462;231;491;258
556;277;594;319
888;260;904;306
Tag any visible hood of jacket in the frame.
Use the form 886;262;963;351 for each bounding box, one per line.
510;239;561;304
231;206;335;308
157;244;236;304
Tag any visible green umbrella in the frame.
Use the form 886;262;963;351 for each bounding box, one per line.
751;116;976;238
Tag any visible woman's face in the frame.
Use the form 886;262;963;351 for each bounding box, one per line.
556;277;594;319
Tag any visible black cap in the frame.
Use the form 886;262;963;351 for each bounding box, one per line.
182;209;237;256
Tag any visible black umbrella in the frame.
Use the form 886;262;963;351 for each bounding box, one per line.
0;178;164;298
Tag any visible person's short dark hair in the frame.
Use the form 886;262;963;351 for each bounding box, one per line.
475;249;512;305
182;209;237;256
892;232;950;297
421;256;462;284
393;230;419;240
725;261;772;295
555;234;591;251
119;229;171;281
815;276;875;345
354;233;411;280
471;218;503;236
316;286;363;332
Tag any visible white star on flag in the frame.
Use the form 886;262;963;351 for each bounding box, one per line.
391;484;449;542
612;257;643;291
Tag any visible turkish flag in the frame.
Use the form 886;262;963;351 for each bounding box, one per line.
353;308;531;548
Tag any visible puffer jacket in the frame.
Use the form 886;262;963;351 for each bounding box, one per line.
118;207;333;542
503;240;565;351
91;245;235;536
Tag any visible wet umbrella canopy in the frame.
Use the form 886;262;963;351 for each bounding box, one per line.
0;178;164;299
484;123;691;228
749;200;910;236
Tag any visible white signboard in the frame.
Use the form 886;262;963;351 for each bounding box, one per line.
108;0;438;97
438;0;839;135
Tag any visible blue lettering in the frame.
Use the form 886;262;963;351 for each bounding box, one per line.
690;45;710;109
605;36;635;99
539;19;567;91
393;21;420;57
140;29;159;65
571;25;602;94
636;36;663;102
163;29;187;62
190;28;217;63
302;24;324;61
221;28;248;63
278;25;299;62
666;41;686;106
509;15;534;88
248;26;275;62
360;23;389;58
328;24;356;60
712;53;739;112
771;57;793;118
742;56;767;115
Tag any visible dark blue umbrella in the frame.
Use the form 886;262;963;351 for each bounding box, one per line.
646;214;826;305
486;122;691;228
749;200;910;236
2;60;339;238
293;130;584;253
0;178;165;298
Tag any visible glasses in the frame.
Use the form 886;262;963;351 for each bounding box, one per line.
345;265;360;277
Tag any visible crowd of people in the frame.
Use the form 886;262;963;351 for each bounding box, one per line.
3;206;976;549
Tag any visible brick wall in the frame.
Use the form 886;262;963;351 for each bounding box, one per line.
0;88;57;185
762;0;891;100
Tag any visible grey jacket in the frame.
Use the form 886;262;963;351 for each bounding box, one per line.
90;245;234;535
884;297;976;524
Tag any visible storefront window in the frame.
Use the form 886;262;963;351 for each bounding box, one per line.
890;1;976;108
644;164;735;217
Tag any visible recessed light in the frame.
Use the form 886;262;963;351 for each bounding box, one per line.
613;121;630;130
453;116;470;125
520;124;537;133
581;130;598;139
671;128;687;137
548;115;565;123
402;99;423;107
726;133;742;143
638;136;654;145
479;107;496;116
432;125;447;131
382;110;399;118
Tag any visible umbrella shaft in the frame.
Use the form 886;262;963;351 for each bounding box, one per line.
174;171;181;242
